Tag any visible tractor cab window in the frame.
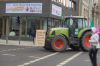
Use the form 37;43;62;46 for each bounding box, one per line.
78;18;88;28
64;18;78;28
64;18;88;28
70;18;78;28
84;19;88;28
78;19;83;28
64;18;70;27
70;19;74;25
82;18;88;28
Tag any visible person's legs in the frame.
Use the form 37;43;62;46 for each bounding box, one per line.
89;48;94;65
93;48;98;66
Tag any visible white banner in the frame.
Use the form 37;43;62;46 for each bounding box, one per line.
6;3;42;13
52;4;62;16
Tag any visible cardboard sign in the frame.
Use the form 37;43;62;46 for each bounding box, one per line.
35;30;46;46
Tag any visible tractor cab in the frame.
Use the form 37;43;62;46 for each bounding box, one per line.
64;16;88;28
64;16;89;37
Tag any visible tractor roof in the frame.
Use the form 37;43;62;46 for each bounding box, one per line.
64;16;87;19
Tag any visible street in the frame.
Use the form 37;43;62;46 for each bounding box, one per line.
0;0;100;66
0;45;100;66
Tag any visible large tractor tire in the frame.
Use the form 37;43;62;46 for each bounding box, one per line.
51;35;68;52
80;31;92;51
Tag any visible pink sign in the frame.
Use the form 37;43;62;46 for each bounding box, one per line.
96;26;100;34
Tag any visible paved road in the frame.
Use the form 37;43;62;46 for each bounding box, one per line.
0;45;100;66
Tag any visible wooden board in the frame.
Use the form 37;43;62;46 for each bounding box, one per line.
35;30;46;46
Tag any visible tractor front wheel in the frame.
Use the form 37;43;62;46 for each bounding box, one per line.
51;35;68;52
80;31;92;51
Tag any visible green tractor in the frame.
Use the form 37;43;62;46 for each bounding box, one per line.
44;16;92;52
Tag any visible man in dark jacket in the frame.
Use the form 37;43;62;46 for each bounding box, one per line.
29;24;36;43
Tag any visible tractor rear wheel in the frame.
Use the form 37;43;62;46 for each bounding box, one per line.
80;31;92;51
51;35;68;52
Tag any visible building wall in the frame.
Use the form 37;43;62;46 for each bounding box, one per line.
79;0;99;27
80;0;89;18
92;0;99;26
72;0;79;16
78;0;93;22
97;0;100;26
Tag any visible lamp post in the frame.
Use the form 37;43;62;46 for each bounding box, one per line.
92;3;96;23
71;0;73;16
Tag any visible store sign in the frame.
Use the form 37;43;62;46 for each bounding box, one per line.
52;4;62;16
6;3;42;13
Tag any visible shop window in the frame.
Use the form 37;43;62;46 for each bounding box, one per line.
9;17;20;36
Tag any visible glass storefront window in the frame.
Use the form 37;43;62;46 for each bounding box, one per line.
47;18;62;29
1;16;62;41
9;17;20;36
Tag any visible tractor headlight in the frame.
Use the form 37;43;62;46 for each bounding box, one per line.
75;29;79;35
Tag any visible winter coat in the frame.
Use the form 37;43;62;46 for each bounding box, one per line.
89;33;100;49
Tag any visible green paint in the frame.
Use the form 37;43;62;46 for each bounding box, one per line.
78;28;91;38
49;27;69;38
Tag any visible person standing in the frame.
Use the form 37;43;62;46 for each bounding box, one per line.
89;27;100;66
30;23;36;44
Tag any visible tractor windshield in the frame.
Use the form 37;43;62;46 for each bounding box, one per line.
64;18;88;28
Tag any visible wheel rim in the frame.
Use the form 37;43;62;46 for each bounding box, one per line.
84;36;91;48
53;38;64;49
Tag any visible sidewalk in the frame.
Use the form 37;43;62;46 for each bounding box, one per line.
0;39;35;46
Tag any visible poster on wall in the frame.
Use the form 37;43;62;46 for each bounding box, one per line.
6;3;42;13
52;4;62;16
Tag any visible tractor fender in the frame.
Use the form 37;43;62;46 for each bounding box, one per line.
51;28;69;38
78;28;91;39
59;34;70;46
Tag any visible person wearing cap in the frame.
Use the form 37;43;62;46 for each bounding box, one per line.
89;27;100;66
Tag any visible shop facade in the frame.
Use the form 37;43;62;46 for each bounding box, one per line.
0;0;67;43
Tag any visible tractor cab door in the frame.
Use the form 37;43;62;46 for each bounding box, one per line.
65;18;79;44
64;18;78;37
69;18;78;37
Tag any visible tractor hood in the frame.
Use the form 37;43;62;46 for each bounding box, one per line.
48;27;69;38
